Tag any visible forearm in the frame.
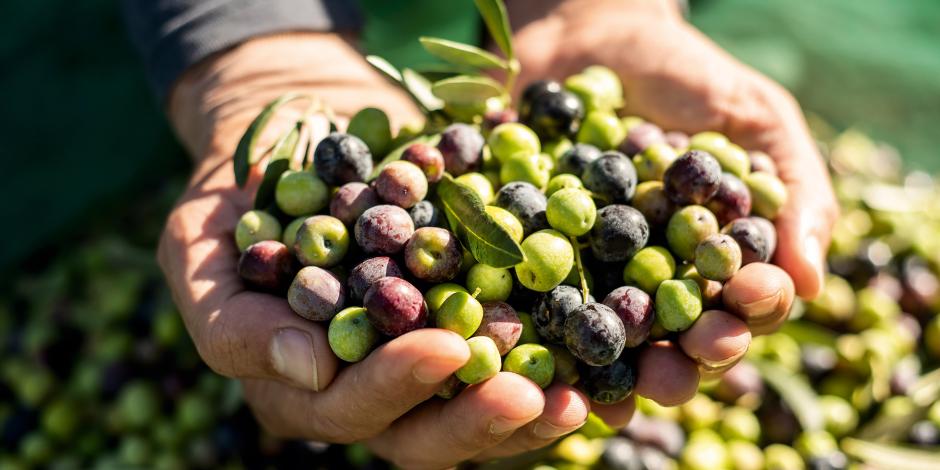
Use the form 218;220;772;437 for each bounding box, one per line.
167;32;419;168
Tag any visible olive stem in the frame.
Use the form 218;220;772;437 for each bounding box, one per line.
585;191;611;204
290;122;310;170
471;287;483;299
569;235;590;304
505;59;521;101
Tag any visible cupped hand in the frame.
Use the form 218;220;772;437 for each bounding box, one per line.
158;32;628;469
506;0;833;408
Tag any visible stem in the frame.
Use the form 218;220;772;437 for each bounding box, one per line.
471;287;483;299
504;59;520;101
585;190;611;204
570;235;589;304
301;96;323;117
290;122;310;170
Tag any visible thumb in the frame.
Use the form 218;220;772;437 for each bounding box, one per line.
195;292;342;392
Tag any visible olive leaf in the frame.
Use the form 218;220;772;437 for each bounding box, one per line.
365;55;402;82
253;123;301;209
474;0;514;60
366;55;443;114
437;175;524;268
419;37;509;71
415;65;477;83
402;68;444;112
841;438;940;470
750;358;824;431
233;93;309;187
431;75;504;105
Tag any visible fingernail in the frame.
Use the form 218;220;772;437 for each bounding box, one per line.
737;290;783;322
533;420;585;439
413;357;463;384
271;328;319;391
489;417;527;437
804;234;825;287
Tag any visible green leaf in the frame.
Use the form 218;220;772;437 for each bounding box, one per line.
402;69;444;112
437;175;524;268
419;37;508;70
431;75;504;105
254;160;291;210
366;56;443;114
365;55;402;82
474;0;514;60
253;124;300;209
233;93;309;187
842;438;940;470
751;358;824;431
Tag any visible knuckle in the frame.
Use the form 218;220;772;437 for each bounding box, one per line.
304;399;376;443
446;422;502;455
196;314;241;378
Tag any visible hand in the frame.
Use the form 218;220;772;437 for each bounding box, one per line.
158;33;614;469
506;0;835;401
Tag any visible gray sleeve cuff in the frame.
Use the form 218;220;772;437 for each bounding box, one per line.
123;0;363;102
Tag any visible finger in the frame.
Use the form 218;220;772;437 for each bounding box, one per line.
243;328;470;443
367;372;545;469
475;383;591;460
635;342;699;406
773;177;836;300
736;80;838;300
591;396;637;429
722;263;795;336
678;310;751;375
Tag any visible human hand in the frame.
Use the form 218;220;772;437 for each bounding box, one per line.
158;33;622;469
506;0;835;402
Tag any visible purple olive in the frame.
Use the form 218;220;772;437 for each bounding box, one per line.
706;173;752;226
603;286;654;348
347;257;403;302
354;205;415;255
330;182;379;226
287;266;345;321
663;150;722;205
620;122;665;156
473;302;523;355
721;218;771;265
237;241;296;293
363;277;428;337
437;124;484;176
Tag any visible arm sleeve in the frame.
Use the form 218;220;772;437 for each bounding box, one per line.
122;0;363;101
